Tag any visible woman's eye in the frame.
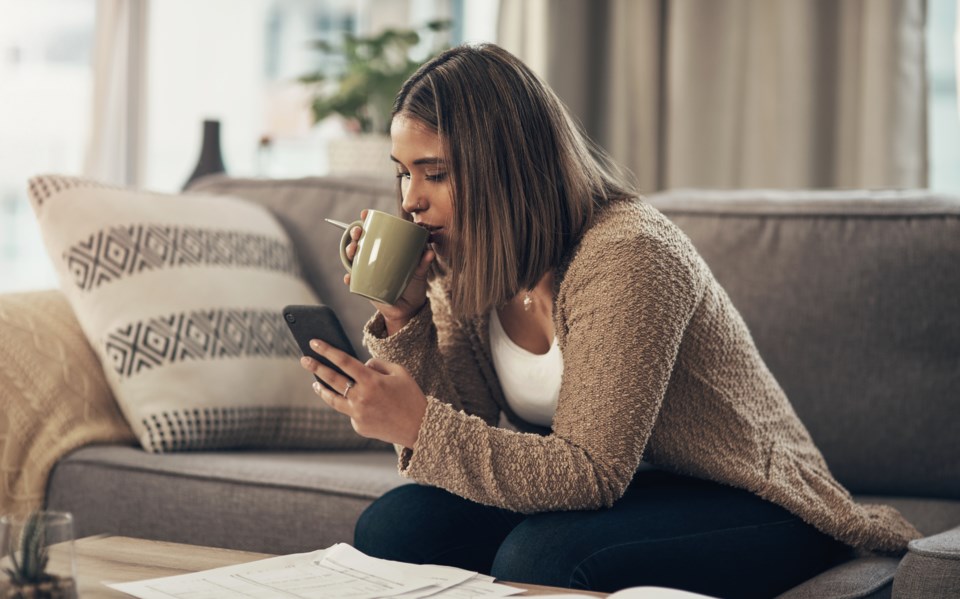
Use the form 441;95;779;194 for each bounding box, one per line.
426;172;447;182
395;172;411;180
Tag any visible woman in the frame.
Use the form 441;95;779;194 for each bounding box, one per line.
299;43;920;597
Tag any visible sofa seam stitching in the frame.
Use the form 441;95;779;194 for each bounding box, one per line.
904;546;960;561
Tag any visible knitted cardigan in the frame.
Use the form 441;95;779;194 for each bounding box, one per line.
364;198;921;554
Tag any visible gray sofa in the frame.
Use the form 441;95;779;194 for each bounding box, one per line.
36;176;960;598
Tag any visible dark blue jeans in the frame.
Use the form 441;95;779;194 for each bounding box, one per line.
354;469;850;598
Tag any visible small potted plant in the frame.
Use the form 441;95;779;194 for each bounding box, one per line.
1;512;77;599
299;19;452;177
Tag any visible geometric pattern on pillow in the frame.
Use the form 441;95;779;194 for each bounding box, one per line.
104;308;301;378
27;174;381;453
63;225;301;291
28;173;120;207
141;406;371;452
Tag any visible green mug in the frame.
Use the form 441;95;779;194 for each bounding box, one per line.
326;210;429;305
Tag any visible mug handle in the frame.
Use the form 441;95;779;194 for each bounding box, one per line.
339;220;364;273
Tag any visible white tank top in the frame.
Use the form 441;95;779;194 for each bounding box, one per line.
488;308;564;427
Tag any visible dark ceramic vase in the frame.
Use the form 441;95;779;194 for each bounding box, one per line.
182;119;227;190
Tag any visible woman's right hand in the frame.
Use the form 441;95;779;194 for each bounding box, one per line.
344;209;436;334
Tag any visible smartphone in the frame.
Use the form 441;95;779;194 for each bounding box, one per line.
282;304;358;391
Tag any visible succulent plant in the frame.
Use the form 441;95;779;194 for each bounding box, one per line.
3;512;53;586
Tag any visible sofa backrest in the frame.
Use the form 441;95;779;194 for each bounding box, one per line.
648;189;960;499
188;175;397;361
190;176;959;499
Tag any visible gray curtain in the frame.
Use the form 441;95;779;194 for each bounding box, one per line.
499;0;928;193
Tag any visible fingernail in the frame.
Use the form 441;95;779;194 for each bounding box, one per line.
310;339;323;350
312;381;321;393
301;356;312;367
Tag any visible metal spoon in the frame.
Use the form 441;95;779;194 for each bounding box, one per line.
324;218;351;230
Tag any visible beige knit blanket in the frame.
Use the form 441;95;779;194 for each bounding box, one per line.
0;290;135;517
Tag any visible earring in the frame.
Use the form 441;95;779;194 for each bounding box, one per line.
523;292;533;311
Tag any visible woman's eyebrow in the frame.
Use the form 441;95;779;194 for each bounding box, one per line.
413;157;444;166
390;155;445;166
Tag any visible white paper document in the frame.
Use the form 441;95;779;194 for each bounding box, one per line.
108;543;526;599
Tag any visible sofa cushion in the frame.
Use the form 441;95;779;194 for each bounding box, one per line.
45;445;408;554
187;175;398;360
27;175;377;453
647;189;960;499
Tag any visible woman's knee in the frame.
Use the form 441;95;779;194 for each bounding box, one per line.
354;484;446;559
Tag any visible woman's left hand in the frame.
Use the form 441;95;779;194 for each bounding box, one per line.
299;339;427;448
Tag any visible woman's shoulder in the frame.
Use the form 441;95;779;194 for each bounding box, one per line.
589;196;684;237
557;196;708;320
569;197;704;276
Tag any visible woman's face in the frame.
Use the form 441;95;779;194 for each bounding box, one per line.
390;115;454;259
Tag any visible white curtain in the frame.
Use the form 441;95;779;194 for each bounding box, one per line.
83;0;148;186
499;0;929;193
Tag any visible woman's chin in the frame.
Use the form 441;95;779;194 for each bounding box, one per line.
431;242;451;266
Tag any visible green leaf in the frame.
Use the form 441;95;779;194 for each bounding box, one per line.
298;19;455;128
7;550;21;580
13;512;50;583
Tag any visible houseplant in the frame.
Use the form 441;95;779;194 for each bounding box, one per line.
299;20;452;176
1;512;77;599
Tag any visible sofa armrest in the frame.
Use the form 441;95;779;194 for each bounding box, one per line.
775;556;900;598
893;525;960;598
0;289;135;515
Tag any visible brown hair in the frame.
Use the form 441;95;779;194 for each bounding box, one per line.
393;43;636;318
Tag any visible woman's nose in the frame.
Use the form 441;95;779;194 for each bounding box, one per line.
401;186;425;214
401;194;418;214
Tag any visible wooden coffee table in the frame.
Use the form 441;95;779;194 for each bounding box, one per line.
62;535;606;597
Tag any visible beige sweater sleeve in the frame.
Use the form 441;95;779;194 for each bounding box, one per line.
366;225;705;513
364;277;501;427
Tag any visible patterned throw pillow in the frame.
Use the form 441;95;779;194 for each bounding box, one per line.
27;175;376;453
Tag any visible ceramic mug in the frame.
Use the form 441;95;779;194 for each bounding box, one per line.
326;210;429;305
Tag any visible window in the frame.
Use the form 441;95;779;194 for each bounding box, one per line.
144;0;461;192
927;0;960;192
0;0;94;293
0;0;497;292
